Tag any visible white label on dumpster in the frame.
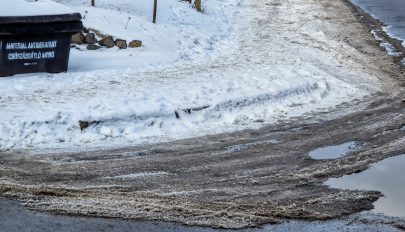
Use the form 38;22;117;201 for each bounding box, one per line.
5;40;57;61
8;51;55;60
6;41;57;50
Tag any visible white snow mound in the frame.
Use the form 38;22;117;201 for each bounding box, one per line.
0;0;381;152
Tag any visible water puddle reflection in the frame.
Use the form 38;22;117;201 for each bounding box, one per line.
326;154;405;218
309;142;358;160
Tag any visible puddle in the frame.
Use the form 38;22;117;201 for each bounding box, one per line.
309;142;358;160
326;154;405;218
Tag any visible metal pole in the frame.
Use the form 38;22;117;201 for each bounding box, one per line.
153;0;157;23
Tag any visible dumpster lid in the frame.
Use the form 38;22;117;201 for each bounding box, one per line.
0;0;81;24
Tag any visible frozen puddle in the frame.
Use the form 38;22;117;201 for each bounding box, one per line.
309;142;358;160
326;154;405;218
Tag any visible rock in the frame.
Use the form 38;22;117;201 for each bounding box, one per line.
84;33;97;44
87;44;102;50
175;111;180;119
115;39;127;49
79;120;89;131
71;32;85;44
83;27;90;34
78;120;101;131
128;40;142;48
98;36;115;48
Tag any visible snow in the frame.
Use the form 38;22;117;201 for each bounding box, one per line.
0;0;77;17
371;30;402;57
63;0;242;71
0;0;382;152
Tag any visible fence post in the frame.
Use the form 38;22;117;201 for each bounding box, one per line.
91;0;95;7
194;0;202;12
153;0;157;23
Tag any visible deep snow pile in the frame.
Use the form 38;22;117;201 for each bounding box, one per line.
0;0;381;152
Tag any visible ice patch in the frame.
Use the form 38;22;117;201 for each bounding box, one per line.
326;154;405;218
309;142;358;160
213;140;279;155
371;30;402;57
106;171;168;180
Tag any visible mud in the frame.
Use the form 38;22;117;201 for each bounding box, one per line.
0;0;405;229
343;0;405;67
1;197;403;232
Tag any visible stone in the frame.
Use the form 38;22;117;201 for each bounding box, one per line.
128;40;142;48
98;36;114;48
254;119;265;123
84;33;97;44
115;39;127;49
87;44;102;50
79;120;89;131
71;32;85;44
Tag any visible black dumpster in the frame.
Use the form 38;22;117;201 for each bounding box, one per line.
0;11;83;76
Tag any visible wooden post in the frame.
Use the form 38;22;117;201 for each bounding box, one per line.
91;0;95;7
194;0;202;12
153;0;157;23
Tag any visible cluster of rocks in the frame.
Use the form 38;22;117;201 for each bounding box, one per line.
71;30;142;50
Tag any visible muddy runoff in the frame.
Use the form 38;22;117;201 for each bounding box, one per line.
1;0;405;230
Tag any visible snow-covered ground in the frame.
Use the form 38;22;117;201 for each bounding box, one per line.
0;0;76;17
62;0;242;70
0;0;381;152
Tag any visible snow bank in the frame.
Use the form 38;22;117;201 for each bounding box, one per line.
0;0;77;17
0;0;381;152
